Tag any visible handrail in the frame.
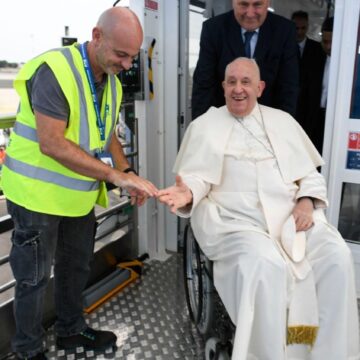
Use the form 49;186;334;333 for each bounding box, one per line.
0;113;16;129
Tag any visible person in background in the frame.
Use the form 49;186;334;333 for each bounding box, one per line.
295;16;333;154
191;0;299;120
291;10;323;77
159;58;359;360
1;7;158;360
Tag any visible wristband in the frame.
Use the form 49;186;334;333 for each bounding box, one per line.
123;167;138;175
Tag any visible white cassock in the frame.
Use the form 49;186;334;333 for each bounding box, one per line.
175;104;360;360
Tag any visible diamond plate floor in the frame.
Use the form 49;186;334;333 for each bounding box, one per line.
3;253;360;360
45;254;205;360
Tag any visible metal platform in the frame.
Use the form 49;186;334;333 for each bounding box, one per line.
3;254;205;360
1;251;360;359
42;253;360;360
0;191;142;357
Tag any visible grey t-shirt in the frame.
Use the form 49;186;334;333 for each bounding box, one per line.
28;63;70;121
26;48;107;123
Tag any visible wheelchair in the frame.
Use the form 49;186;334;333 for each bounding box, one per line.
183;223;234;360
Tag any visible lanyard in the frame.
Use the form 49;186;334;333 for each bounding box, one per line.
80;43;108;143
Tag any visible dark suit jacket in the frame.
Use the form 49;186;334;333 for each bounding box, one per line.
191;11;299;120
350;55;360;118
298;38;323;90
296;40;327;152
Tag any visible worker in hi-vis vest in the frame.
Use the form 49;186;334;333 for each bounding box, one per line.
1;7;158;360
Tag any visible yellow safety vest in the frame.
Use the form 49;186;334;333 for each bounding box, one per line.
2;44;123;216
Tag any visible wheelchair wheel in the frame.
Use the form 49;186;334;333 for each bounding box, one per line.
183;223;214;335
183;223;202;324
205;337;231;360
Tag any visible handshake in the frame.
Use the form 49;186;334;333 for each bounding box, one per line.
115;171;192;213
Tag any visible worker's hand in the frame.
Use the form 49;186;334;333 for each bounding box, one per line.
157;175;193;214
109;170;158;206
124;188;148;206
292;197;314;231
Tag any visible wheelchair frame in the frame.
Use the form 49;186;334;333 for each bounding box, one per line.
183;222;214;335
183;223;234;360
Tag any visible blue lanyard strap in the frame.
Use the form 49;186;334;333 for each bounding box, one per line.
80;43;107;142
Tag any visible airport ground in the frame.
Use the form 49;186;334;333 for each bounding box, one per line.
0;68;19;114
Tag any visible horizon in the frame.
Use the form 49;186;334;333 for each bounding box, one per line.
1;0;130;63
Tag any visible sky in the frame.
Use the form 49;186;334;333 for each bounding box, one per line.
1;0;130;63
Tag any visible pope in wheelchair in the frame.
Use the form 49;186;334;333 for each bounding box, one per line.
158;58;360;359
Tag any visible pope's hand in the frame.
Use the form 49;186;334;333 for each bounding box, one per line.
157;175;193;213
292;197;314;231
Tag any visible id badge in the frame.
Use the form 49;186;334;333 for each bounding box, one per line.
97;152;114;167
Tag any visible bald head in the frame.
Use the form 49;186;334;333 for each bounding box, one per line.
225;58;261;81
97;7;143;41
89;7;143;79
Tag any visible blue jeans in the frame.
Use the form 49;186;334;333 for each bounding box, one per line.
7;200;96;358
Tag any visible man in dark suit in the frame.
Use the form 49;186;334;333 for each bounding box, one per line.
291;11;323;77
191;0;299;120
295;17;333;154
292;10;324;146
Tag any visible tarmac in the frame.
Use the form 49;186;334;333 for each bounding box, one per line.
0;69;19;115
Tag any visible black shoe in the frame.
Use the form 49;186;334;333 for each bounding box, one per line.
16;353;48;360
56;327;117;351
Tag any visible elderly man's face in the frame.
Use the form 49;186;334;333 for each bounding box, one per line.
222;59;265;117
232;0;269;31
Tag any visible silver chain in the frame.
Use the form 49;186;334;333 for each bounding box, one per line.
233;107;275;157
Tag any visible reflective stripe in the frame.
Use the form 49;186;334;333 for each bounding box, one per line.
61;48;90;151
14;122;38;142
5;155;99;191
13;121;96;157
104;75;118;151
17;47;96;156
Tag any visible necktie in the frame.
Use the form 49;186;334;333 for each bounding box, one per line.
244;31;255;58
